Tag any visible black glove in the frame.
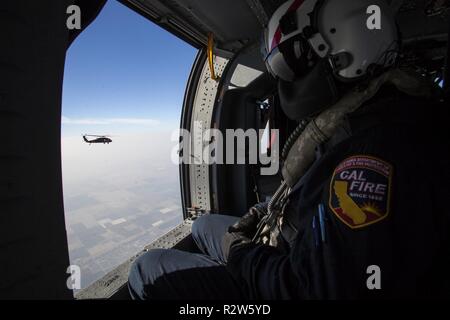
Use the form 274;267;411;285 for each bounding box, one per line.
221;230;251;262
227;202;268;238
222;202;268;262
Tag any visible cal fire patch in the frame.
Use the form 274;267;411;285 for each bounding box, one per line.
329;156;393;229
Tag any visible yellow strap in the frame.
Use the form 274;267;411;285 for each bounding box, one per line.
207;33;218;81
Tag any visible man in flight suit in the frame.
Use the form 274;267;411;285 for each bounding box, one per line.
128;0;449;299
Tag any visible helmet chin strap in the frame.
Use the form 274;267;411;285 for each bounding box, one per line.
278;59;340;121
282;68;438;188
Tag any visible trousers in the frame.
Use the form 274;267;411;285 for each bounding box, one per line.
127;214;247;300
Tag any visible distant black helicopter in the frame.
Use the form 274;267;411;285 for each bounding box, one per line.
83;134;112;145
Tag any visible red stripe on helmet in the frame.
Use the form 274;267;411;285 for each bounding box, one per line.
270;0;305;52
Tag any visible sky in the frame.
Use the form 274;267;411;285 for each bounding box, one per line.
61;0;198;289
62;0;198;137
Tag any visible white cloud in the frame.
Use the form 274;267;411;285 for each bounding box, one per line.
62;116;160;126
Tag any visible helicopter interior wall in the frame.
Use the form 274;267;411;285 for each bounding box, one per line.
121;0;276;54
0;0;116;299
213;90;259;216
1;0;77;299
211;73;278;216
224;44;268;82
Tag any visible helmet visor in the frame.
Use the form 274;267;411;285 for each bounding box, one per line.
265;34;318;82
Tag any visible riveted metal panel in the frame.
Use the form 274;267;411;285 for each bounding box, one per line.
189;57;229;211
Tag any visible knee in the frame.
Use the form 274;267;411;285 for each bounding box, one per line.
128;249;166;300
131;249;168;279
192;214;239;235
192;215;210;239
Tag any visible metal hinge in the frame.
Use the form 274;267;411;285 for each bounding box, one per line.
187;207;208;220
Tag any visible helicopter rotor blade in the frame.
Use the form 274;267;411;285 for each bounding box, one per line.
85;135;111;138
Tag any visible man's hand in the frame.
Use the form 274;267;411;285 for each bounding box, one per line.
222;202;268;261
227;202;268;238
222;230;251;262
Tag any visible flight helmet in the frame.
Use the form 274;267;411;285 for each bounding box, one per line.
262;0;399;120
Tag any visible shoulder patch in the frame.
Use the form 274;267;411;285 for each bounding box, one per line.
329;155;393;229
